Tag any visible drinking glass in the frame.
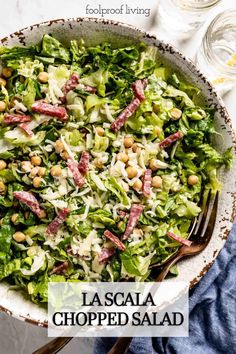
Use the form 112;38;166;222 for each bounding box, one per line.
196;9;236;94
157;0;221;40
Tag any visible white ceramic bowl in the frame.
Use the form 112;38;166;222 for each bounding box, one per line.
0;18;235;327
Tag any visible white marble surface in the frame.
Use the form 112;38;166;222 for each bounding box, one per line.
0;1;235;353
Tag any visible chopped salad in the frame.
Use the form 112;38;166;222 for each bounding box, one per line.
0;35;232;303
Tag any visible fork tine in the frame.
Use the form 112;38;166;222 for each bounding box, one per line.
199;191;218;239
192;189;212;237
194;191;218;241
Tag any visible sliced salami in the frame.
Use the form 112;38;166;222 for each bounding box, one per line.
32;101;68;122
19;123;33;137
123;204;144;240
142;169;152;197
110;97;141;132
78;151;89;175
82;85;97;93
46;208;70;236
67;158;85;187
4;113;31;125
13;191;42;217
132;79;147;101
167;231;192;247
104;230;126;251
118;210;127;219
61;73;80;102
50;261;69;274
159;131;183;149
98;247;115;263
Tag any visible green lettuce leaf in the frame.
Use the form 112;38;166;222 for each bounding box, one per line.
88;209;115;226
41;34;70;63
0;259;21;280
105;177;130;206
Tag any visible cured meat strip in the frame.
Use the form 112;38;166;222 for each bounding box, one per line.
111;98;141;132
123;204;144;240
111;79;147;132
67;158;85;187
142;169;152;197
82;84;97;93
4;113;31;125
50;261;69;275
167;231;192;247
46;208;70;236
132;79;147;101
31;101;68;122
13;191;42;217
19;123;33;137
98;248;115;263
118;210;127;219
159;131;183;149
78;151;89;175
61;73;80;103
104;230;126;251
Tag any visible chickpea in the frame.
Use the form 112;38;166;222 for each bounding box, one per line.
93;158;103;169
39;210;46;219
33;176;43;188
50;165;62;177
29;167;39;178
21;161;33;173
124;136;134;148
0;160;7;171
133;228;144;238
126;166;137;179
37;71;49;84
132;179;143;191
0;101;6;112
11;213;19;224
133;144;141;154
31;155;41;166
2;67;13;78
0;181;6;194
171;108;182;120
96;127;105;136
0;78;6;87
152;176;163;188
117;152;129;164
60;151;69;161
38;167;46;177
55;139;64;154
13;231;26;243
149;159;159;171
132;144;141;153
188;175;199;186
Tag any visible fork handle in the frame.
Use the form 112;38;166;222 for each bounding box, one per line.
107;337;132;354
32;337;72;354
155;253;183;282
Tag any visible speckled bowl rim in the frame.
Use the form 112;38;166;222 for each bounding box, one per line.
0;17;235;328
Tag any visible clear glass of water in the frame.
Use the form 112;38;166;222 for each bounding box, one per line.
157;0;221;40
196;9;236;95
